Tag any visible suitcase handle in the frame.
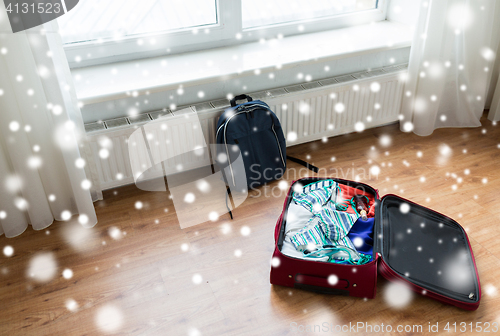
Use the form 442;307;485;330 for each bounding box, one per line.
295;274;349;289
230;94;253;107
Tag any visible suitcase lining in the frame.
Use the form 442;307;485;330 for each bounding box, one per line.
378;195;480;303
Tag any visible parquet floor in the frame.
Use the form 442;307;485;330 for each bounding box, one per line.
1;115;499;335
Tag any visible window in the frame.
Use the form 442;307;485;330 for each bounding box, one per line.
242;0;378;29
58;0;218;44
60;0;386;67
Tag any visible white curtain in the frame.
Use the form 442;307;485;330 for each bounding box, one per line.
489;72;500;121
0;7;97;237
401;0;500;136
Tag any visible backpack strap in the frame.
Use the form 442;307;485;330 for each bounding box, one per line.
286;156;319;173
225;187;233;220
230;94;253;107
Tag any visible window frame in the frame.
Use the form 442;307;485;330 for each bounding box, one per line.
64;0;388;68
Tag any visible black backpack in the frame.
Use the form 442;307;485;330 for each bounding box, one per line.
215;94;317;217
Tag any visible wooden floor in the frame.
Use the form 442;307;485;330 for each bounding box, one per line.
1;115;500;335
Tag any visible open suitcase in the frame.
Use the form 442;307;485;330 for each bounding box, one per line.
270;177;481;310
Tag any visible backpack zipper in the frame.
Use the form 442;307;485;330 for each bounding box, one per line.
271;123;286;167
222;111;246;186
215;103;269;138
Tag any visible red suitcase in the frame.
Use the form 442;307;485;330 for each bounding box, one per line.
270;177;481;310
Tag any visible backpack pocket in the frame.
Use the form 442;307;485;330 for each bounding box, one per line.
234;128;285;189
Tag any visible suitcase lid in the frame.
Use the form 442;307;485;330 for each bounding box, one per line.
375;194;481;306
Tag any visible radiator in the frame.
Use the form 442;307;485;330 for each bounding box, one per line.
83;64;407;191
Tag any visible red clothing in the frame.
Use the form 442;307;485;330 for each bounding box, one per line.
337;184;376;218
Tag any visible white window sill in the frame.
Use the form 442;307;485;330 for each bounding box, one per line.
73;21;412;123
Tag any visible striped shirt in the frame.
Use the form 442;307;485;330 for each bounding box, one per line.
290;180;359;254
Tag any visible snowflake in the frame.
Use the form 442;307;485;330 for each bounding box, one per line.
62;269;73;279
400;203;410;214
485;284;497;297
208;211;219;222
220;223;231;235
370;82;381;92
480;47;495;61
217;153;227;163
65;299;78;312
75;158;86;168
5;175;23;193
196;180;210;193
370;165;380;176
95;305;123;333
192;274;203;285
27;252;57;283
240;226;251;236
61;210;72;221
9;121;20;132
184;193;195;203
379;135;391;147
384;282;413;308
99;149;109;159
108;227;123;240
188;327;202;336
299;102;310;115
287;131;298;142
353;238;364;248
3;245;14;257
334;102;345;113
278;181;288;191
81;180;92;190
327;274;339;285
78;214;89;225
402;122;414;132
354;122;365;132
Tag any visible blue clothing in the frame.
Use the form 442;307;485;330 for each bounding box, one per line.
347;217;375;255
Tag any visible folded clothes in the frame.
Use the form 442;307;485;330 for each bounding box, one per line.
303;245;372;265
290;180;359;255
281;180;376;265
293;179;340;213
284;202;316;235
281;238;329;262
290;217;358;252
316;208;359;242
